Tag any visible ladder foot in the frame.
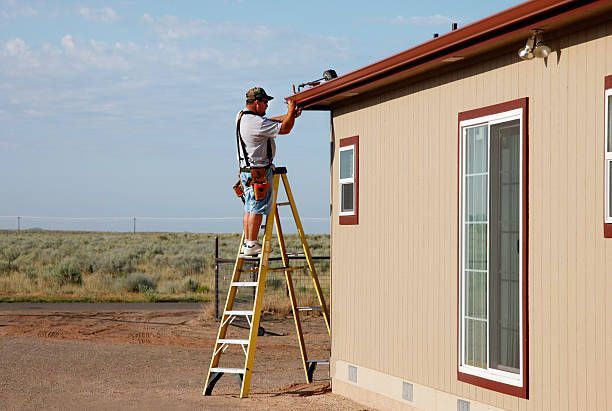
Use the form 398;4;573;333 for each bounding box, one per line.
204;372;223;396
307;362;317;382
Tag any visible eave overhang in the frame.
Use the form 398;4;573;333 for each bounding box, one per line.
289;0;612;110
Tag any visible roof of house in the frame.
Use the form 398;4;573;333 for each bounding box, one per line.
289;0;612;110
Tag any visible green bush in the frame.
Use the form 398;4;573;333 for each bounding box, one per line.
95;251;138;275
0;261;10;275
23;266;38;281
196;284;210;293
182;277;199;292
121;272;156;293
1;246;20;270
267;277;284;290
45;260;83;286
171;255;204;276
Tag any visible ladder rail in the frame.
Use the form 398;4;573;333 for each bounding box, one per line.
280;174;331;335
238;172;280;398
204;234;246;394
273;208;311;383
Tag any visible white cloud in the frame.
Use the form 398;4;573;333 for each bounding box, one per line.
371;15;456;26
61;35;76;53
0;1;37;19
5;38;27;56
142;14;208;41
79;7;119;22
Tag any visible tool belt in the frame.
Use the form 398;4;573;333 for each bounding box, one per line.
244;167;270;200
234;166;271;201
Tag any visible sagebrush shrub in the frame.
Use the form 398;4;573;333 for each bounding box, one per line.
121;272;156;293
95;250;138;275
45;259;83;286
182;277;199;292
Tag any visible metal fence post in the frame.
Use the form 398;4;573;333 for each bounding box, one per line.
214;236;219;320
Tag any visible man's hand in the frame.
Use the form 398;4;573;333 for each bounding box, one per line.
287;99;296;116
279;99;299;135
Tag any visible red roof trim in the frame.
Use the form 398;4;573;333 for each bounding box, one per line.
290;0;607;109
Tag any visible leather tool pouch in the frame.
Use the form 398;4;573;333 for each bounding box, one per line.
233;179;244;198
250;167;269;200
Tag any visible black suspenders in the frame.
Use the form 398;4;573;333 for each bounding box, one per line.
236;110;273;169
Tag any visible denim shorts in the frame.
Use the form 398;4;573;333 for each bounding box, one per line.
240;167;274;215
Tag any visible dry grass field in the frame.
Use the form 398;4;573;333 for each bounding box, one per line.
0;231;330;308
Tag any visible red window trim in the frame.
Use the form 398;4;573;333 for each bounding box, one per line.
604;76;612;238
339;136;359;225
456;98;529;399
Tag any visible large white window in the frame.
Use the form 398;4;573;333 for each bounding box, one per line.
339;145;355;215
459;107;525;389
605;88;612;224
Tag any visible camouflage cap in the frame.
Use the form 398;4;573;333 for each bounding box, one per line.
246;87;274;101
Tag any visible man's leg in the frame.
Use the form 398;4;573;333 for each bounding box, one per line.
246;213;263;241
243;213;249;240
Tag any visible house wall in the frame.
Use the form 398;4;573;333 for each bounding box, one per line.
330;19;612;410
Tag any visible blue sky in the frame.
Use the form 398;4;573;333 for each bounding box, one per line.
0;0;522;233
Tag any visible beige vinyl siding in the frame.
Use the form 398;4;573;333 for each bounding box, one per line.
330;19;612;410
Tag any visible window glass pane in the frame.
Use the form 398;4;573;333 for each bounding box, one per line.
489;119;520;374
465;223;487;270
466;175;488;222
609;161;612;218
466;270;487;319
465;318;487;369
340;149;354;179
608;95;612;152
341;183;354;212
466;125;488;174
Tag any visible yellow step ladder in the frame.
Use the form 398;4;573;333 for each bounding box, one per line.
203;166;331;398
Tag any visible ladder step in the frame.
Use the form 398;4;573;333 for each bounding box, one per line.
231;281;258;287
297;306;322;311
276;201;291;206
210;367;245;374
218;339;250;345
240;255;262;260
225;310;253;316
306;359;330;365
268;265;308;273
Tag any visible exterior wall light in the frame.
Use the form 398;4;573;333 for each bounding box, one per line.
294;69;338;93
518;29;552;60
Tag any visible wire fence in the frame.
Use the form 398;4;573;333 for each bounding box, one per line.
0;215;330;234
213;237;330;320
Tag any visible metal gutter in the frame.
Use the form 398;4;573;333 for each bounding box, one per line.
289;0;607;109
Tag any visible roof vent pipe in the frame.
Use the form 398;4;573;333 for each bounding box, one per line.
433;33;439;38
452;22;458;30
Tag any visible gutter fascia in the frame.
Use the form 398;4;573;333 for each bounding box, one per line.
289;0;600;109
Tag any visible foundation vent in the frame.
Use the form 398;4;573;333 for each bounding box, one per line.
402;381;413;401
348;365;357;383
457;399;470;411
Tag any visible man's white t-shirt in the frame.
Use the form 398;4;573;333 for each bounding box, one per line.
236;111;281;168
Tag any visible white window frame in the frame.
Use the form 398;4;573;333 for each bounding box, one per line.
605;88;612;223
339;145;356;216
459;108;524;387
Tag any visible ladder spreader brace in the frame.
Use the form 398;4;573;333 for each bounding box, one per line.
203;167;331;398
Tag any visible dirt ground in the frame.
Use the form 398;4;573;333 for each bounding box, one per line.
0;303;366;410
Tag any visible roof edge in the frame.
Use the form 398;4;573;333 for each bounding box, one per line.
289;0;602;109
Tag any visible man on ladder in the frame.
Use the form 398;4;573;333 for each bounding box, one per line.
235;87;301;256
204;88;329;398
